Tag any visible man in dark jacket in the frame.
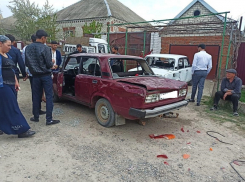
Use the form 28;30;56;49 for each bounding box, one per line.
5;34;27;81
210;69;242;116
25;29;60;125
70;44;87;55
50;41;62;71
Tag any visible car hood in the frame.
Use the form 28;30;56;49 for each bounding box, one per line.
151;68;172;77
117;77;186;91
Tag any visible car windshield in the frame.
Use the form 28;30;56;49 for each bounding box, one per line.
146;57;175;70
110;58;154;78
64;57;80;70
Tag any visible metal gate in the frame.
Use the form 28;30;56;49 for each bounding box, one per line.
236;42;245;85
109;32;151;56
169;45;220;79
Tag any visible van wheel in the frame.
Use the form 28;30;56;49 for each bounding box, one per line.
53;91;60;102
95;98;115;127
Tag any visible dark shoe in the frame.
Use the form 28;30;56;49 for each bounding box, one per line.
210;105;217;111
189;99;195;102
39;110;46;115
0;130;3;135
196;103;200;106
30;117;39;122
46;120;60;125
233;112;239;116
18;130;36;138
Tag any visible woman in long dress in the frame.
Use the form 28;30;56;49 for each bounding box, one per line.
0;35;35;138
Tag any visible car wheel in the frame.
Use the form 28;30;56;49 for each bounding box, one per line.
53;91;60;102
95;98;115;127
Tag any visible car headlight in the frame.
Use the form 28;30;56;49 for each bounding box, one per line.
179;89;187;97
145;94;159;103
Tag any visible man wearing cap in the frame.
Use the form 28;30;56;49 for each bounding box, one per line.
51;41;62;71
210;69;242;116
25;29;60;125
190;44;212;106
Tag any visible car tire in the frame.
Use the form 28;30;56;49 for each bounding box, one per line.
53;91;60;102
95;98;115;127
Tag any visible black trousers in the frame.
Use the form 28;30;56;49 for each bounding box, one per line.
214;91;241;112
29;76;42;113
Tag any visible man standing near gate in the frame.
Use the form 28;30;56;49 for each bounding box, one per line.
190;44;212;106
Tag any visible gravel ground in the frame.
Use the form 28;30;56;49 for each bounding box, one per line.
0;80;244;182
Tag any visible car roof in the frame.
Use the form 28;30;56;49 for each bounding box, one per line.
68;53;143;59
145;54;187;59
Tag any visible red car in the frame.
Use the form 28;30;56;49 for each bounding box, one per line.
53;53;189;127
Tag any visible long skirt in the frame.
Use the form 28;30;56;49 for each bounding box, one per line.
0;84;30;135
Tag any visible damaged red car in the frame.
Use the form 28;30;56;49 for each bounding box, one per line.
53;53;189;127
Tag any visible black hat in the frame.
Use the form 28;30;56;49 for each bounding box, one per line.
226;69;237;75
51;40;58;44
36;29;48;39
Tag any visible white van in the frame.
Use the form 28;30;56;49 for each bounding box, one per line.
63;38;109;54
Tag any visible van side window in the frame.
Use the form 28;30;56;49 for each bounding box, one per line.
98;44;105;53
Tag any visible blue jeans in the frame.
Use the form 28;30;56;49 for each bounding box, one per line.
191;70;208;103
32;75;53;122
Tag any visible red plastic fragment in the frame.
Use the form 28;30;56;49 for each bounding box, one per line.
187;142;191;145
157;155;168;159
233;161;241;166
149;134;175;140
197;131;201;133
183;154;190;159
181;127;184;132
164;161;169;165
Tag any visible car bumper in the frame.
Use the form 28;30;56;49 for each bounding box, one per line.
129;100;189;119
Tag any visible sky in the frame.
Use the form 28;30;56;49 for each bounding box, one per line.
1;0;245;27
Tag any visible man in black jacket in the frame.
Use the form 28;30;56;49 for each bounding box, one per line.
25;30;60;125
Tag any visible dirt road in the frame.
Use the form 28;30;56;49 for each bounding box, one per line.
0;80;244;182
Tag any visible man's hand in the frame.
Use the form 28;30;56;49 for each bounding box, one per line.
15;80;20;92
52;65;58;69
23;75;28;81
223;92;232;100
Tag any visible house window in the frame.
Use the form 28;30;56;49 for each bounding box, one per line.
194;10;201;16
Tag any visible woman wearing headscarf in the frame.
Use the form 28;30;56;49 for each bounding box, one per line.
0;35;35;138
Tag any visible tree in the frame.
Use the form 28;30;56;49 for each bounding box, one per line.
0;9;6;34
83;20;103;38
8;0;59;41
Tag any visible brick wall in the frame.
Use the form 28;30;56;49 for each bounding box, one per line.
161;35;233;78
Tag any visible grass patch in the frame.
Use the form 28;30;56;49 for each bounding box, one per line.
201;96;245;130
240;89;245;103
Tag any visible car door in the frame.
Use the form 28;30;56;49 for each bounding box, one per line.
183;58;192;82
75;57;101;104
177;58;186;82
